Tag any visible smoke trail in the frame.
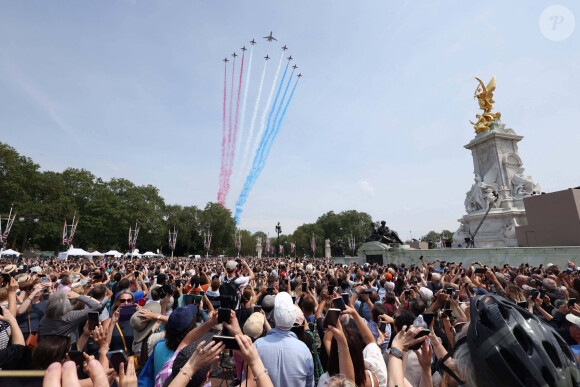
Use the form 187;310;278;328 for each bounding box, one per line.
241;60;267;180
217;61;228;204
221;51;245;203
250;52;284;172
232;46;253;179
256;68;292;166
235;78;300;224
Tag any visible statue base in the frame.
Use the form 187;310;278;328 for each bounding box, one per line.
453;119;540;248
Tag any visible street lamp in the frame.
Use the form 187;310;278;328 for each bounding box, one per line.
19;213;39;252
275;222;282;258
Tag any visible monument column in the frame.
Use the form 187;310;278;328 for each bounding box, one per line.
453;76;541;248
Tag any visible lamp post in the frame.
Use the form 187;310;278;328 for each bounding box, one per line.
275;222;282;258
19;213;39;252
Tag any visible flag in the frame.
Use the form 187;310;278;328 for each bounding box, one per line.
62;219;68;246
290;243;295;253
69;219;79;245
279;245;283;254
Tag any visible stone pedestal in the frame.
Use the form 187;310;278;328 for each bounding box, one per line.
256;237;262;259
453;119;541;248
324;239;331;259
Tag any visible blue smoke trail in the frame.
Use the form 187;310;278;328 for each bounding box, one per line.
257;70;294;166
234;63;288;223
234;78;299;224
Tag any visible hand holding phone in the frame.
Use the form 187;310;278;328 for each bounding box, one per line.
323;308;341;328
218;308;232;324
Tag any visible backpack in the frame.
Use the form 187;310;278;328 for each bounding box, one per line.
219;276;239;310
308;320;322;350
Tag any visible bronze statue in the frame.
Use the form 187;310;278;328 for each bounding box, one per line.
366;220;403;245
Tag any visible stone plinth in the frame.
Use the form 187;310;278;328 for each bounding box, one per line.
453;119;541;248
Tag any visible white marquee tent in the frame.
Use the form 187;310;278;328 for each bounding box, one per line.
66;247;90;257
103;250;123;258
0;249;20;257
91;251;104;257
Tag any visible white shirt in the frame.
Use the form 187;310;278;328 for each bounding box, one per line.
363;343;388;387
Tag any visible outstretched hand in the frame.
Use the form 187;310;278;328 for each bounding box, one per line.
43;360;109;387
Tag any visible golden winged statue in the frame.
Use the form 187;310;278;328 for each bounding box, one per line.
470;76;501;134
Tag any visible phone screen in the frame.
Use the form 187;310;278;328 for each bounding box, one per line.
88;312;100;331
68;351;85;366
119;305;137;322
341;293;349;305
212;335;240;350
41;277;50;284
409;329;430;350
422;312;435;327
323;308;341;328
569;298;576;307
253;305;262;313
183;294;194;305
106;350;128;374
332;297;346;311
218;308;232;324
302;282;307;292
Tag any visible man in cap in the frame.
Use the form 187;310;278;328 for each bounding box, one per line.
253;292;314;387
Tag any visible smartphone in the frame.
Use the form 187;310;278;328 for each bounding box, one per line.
302;282;307;292
194;295;203;304
175;279;181;288
569;298;576;307
183;294;194;305
517;301;528;308
422;312;435;327
443;309;453;318
531;290;540;299
327;286;334;294
341;293;350;306
445;287;455;296
379;322;387;332
119;304;137;322
409;329;430;351
1;274;10;284
218;308;232;324
88;311;100;331
292;296;296;303
41;277;50;284
266;287;274;295
323;308;341;328
474;268;487;274
68;350;85;366
106;350;128;374
212;335;240;350
332;297;346;311
253;305;262;313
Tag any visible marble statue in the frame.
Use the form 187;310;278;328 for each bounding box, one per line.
256;237;262;259
511;168;541;197
470;76;501;134
324;239;331;259
464;173;500;213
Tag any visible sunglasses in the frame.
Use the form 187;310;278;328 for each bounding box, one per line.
118;299;133;304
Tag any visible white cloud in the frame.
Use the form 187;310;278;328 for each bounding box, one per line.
358;180;375;196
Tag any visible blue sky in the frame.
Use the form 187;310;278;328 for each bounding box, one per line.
1;1;579;238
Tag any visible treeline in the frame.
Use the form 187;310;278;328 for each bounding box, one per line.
0;142;376;257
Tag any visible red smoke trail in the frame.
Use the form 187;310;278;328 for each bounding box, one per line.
223;51;245;202
217;61;228;205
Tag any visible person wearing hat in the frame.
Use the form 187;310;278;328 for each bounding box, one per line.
130;301;162;360
261;294;276;327
253;292;314;387
220;258;255;292
243;311;271;340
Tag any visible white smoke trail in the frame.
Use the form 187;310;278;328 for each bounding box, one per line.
240;59;267;181
233;47;253;177
250;51;284;174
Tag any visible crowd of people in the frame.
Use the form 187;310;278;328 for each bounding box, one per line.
0;254;579;386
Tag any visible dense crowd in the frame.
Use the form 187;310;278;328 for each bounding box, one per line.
0;254;579;386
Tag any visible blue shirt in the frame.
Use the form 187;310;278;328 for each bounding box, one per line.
254;328;314;387
354;300;371;321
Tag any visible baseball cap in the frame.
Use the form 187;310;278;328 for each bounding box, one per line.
262;295;275;313
130;302;162;343
225;261;237;272
166;304;198;334
243;312;265;339
566;314;580;328
419;287;433;302
294;304;305;327
274;292;296;330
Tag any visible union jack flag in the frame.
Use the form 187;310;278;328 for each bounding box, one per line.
290;243;295;253
62;220;68;246
1;212;16;244
69;219;79;245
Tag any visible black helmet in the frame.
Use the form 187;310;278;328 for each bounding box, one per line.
467;294;580;387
